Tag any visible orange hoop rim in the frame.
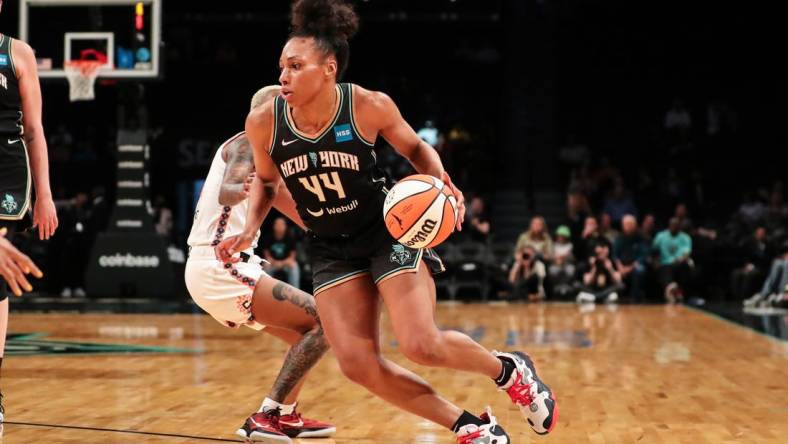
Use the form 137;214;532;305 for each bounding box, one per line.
64;60;108;76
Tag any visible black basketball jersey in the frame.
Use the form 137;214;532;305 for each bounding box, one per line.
0;34;23;137
269;83;388;237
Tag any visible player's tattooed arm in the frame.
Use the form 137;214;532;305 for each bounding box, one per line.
218;137;255;206
269;282;329;401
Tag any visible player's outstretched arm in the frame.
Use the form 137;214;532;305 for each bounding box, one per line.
355;85;466;230
14;39;58;240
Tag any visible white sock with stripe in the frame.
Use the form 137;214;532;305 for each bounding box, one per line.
259;398;296;415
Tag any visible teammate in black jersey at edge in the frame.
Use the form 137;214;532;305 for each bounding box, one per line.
0;0;59;429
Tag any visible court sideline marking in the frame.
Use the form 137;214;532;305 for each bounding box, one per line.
5;421;239;442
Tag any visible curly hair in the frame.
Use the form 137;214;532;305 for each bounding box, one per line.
290;0;359;81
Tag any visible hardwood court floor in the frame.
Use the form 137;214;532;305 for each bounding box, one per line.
2;303;787;443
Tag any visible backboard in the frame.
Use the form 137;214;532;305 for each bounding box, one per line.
19;0;161;79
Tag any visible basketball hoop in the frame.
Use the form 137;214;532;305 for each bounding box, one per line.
64;49;110;102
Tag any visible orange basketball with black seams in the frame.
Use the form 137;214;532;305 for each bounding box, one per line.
382;174;458;249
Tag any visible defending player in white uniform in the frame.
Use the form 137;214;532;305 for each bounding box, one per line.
185;86;335;443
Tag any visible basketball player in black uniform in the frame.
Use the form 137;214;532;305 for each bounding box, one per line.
218;1;558;442
0;3;59;426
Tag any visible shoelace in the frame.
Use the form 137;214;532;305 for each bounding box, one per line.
506;372;535;407
457;428;484;444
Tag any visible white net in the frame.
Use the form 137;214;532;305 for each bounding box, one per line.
64;61;103;102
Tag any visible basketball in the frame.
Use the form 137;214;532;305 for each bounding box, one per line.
383;174;458;249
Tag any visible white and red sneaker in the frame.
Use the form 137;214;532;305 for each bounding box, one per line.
494;351;558;435
455;408;510;444
278;407;336;438
236;410;292;443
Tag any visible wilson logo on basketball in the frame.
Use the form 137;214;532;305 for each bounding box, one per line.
404;219;437;247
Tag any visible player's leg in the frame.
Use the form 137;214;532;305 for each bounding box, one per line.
317;275;511;441
315;275;469;428
260;324;335;439
249;274;328;403
262;325;307;405
378;261;558;435
236;274;332;442
379;261;501;375
0;294;6;421
0;222;14;428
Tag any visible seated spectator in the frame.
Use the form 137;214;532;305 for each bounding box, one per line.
465;196;491;243
603;180;637;224
515;216;554;261
653;217;693;303
613;215;649;303
730;226;772;300
261;217;300;289
576;239;623;304
743;241;788;308
508;245;546;302
640;213;656;242
548;225;578;299
599;213;620;244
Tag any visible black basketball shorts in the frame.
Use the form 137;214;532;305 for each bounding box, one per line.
309;218;445;296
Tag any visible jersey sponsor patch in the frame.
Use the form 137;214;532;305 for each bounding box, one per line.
334;124;353;143
0;55;7;66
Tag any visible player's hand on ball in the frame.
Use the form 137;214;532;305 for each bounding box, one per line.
442;172;465;231
0;227;43;296
215;234;253;263
33;195;59;241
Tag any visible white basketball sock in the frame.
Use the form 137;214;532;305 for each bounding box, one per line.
259;398;296;415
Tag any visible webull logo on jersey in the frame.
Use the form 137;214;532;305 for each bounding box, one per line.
307;199;359;218
279;151;360;178
334;124;353;143
404;219;438;247
326;199;359;215
0;55;7;66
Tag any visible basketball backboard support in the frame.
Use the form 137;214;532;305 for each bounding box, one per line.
19;0;161;79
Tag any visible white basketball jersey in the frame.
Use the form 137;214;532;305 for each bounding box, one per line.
187;132;260;249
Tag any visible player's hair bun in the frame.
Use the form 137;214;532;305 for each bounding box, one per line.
291;0;359;42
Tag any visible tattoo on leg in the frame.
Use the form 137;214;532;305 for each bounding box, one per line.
267;282;328;401
269;324;329;402
272;282;320;323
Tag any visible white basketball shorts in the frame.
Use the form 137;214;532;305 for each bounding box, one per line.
185;246;266;330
